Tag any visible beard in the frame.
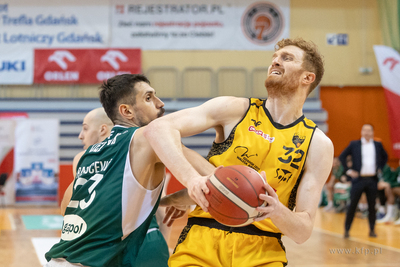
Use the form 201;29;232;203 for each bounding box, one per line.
135;107;165;127
264;70;302;98
157;107;165;118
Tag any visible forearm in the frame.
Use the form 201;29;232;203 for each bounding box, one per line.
270;204;314;244
159;188;196;207
182;146;215;176
60;182;73;216
144;120;200;187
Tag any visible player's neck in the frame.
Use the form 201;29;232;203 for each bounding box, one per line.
265;93;305;126
113;118;139;128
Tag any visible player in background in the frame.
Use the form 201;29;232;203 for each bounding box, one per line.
144;38;334;266
60;107;113;214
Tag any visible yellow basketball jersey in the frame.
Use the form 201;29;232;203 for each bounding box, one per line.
189;98;317;233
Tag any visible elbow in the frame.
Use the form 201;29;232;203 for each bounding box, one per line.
294;229;312;244
293;215;314;244
294;234;311;244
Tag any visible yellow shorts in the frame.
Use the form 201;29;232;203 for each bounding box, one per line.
169;218;288;267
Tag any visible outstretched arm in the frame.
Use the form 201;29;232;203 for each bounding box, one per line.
256;129;333;244
144;96;248;210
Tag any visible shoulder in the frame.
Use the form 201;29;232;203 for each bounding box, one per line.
310;128;333;154
374;140;384;146
72;150;85;176
345;140;360;148
352;140;361;145
131;127;159;160
374;141;387;153
73;150;85;165
303;129;333;180
306;129;334;169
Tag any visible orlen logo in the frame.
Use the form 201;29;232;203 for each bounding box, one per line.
0;61;26;72
97;50;130;81
101;50;127;70
48;50;76;70
248;125;275;143
61;214;87;241
44;50;79;82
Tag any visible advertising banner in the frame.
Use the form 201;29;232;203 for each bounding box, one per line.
0;113;28;206
14;119;59;204
0;2;109;49
0;47;33;84
374;45;400;157
34;49;141;84
111;0;290;50
0;120;16;205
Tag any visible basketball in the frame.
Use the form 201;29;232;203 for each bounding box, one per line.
205;165;267;227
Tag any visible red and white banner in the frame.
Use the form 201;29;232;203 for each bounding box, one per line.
34;48;141;84
374;45;400;157
0;113;28;205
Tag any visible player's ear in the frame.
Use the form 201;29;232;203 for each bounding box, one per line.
302;72;315;85
119;104;134;120
99;124;108;135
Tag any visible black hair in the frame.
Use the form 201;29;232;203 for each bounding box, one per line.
99;74;150;123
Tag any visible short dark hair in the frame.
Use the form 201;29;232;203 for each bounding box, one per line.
99;74;150;123
275;37;324;94
363;123;374;130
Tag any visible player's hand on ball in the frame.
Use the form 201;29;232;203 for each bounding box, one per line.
254;171;281;221
163;206;188;227
187;174;211;212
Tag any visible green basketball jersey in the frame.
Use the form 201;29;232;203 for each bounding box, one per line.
46;125;164;267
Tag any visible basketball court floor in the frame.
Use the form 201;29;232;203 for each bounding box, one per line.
1;206;399;267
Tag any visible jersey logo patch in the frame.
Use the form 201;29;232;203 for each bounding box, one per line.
61;214;87;241
292;133;305;148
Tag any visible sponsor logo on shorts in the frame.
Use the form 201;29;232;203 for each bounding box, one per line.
241;2;284;45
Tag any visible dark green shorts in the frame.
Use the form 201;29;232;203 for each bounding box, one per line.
134;228;169;267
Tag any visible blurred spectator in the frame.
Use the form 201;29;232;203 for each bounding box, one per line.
339;124;388;238
376;164;396;223
378;159;400;225
324;157;343;211
333;155;352;213
393;160;400;225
